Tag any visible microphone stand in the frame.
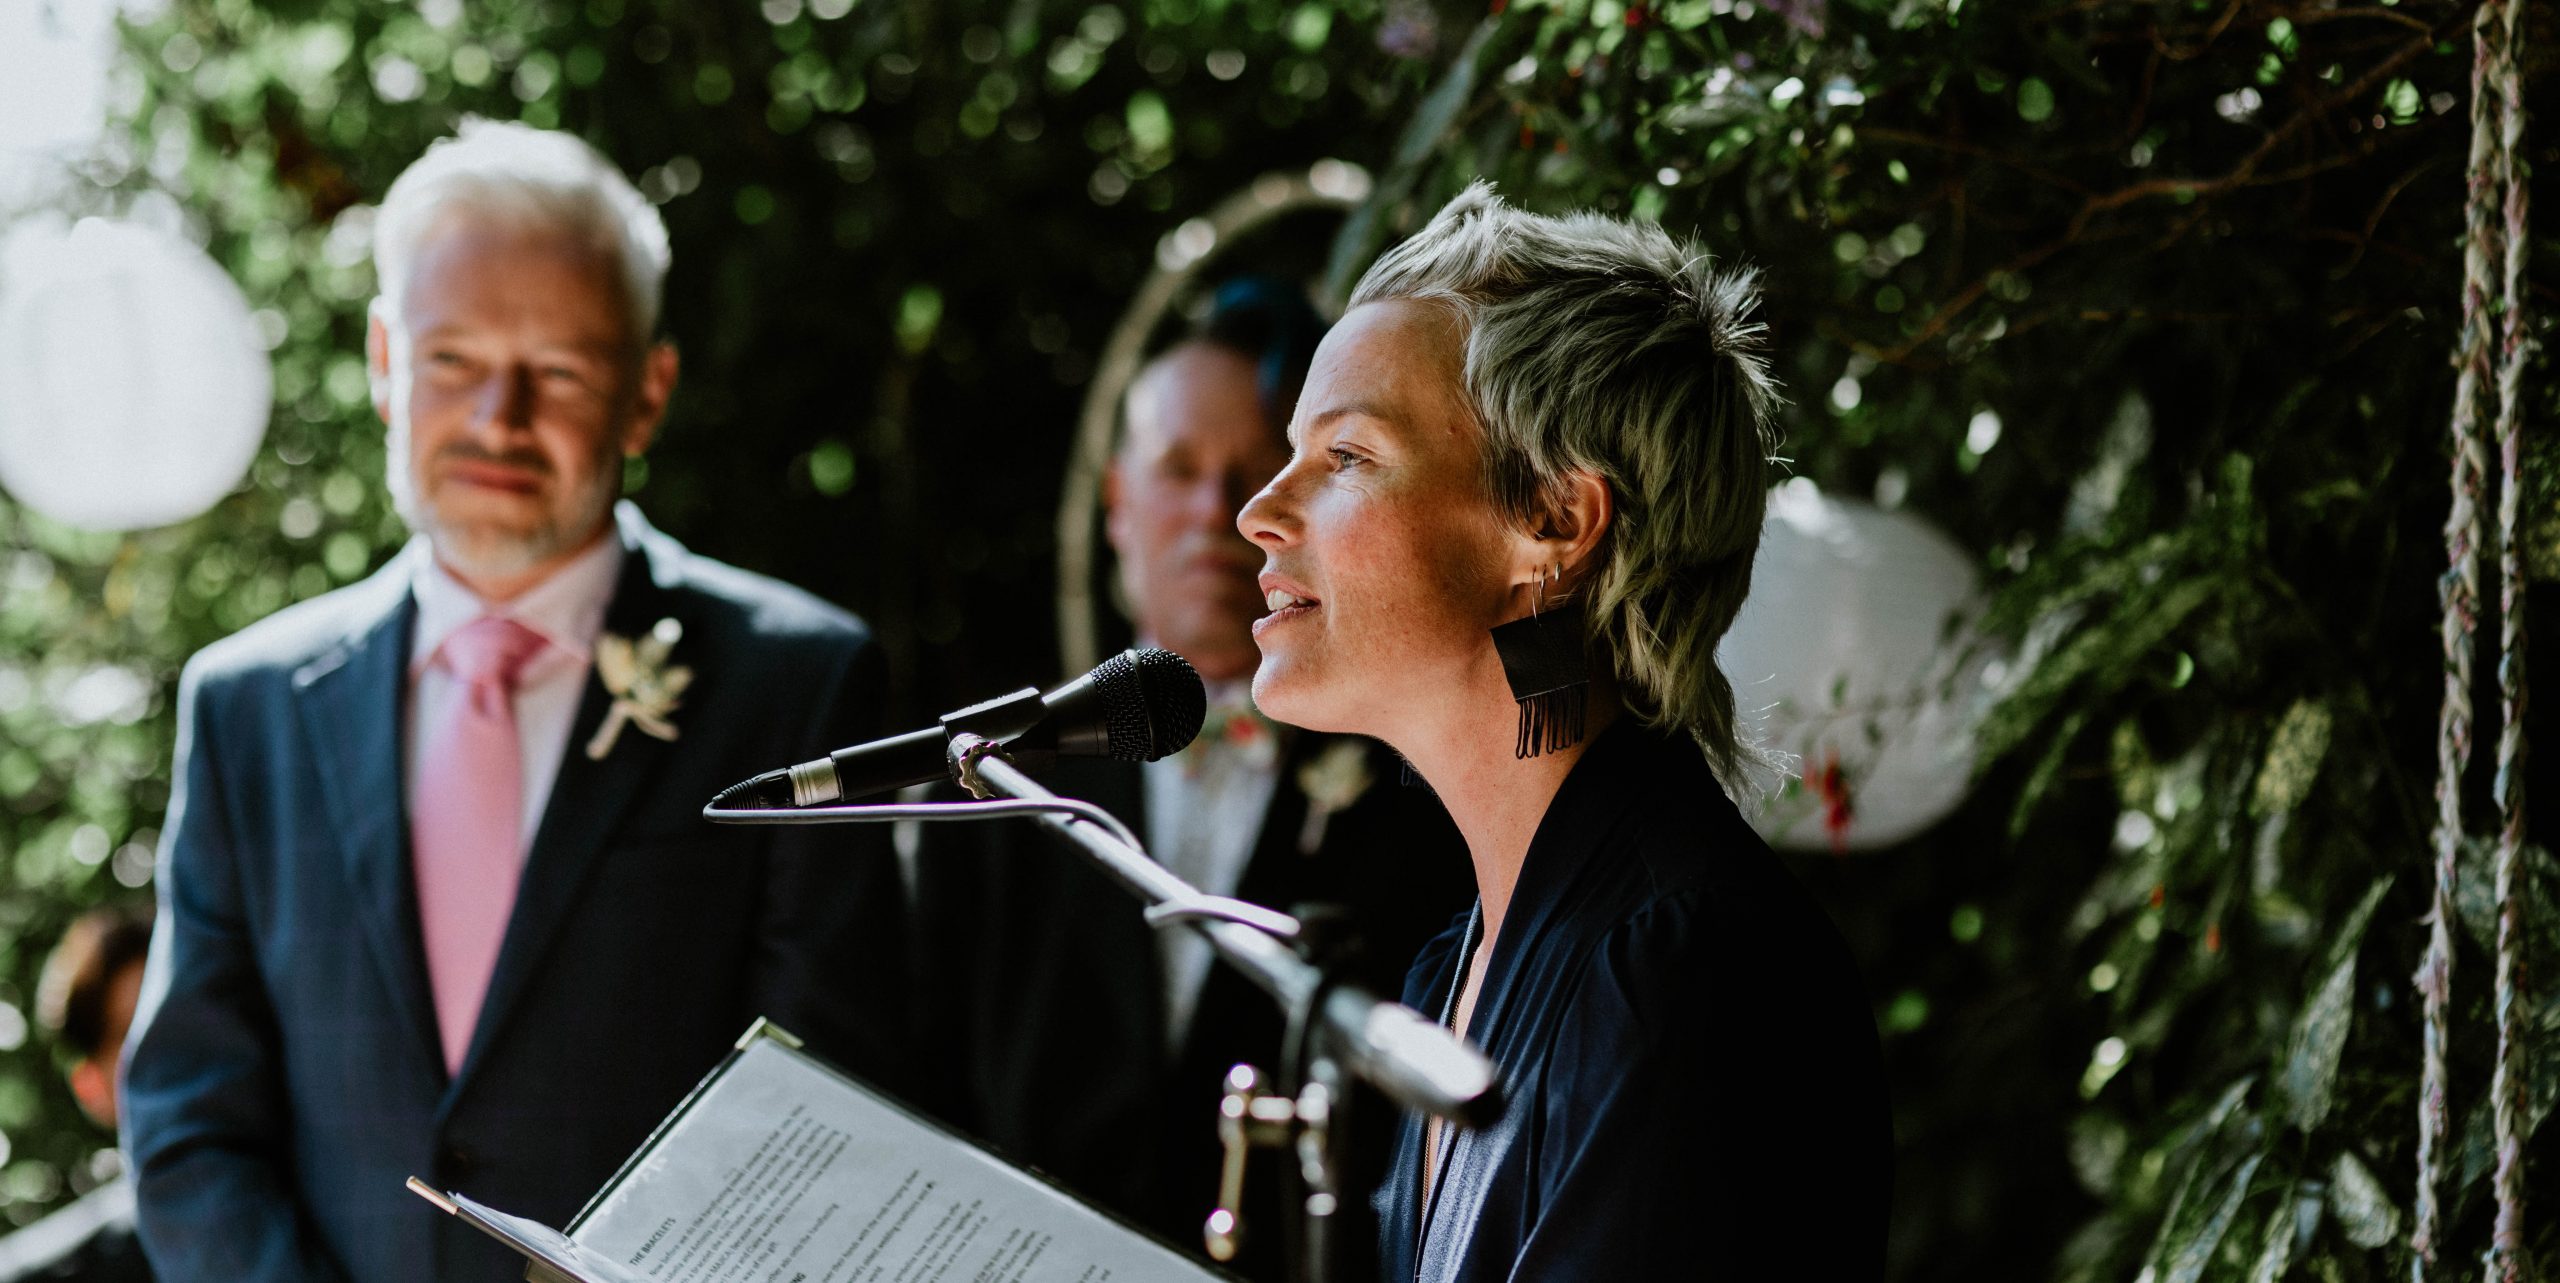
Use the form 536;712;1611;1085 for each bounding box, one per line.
705;732;1505;1283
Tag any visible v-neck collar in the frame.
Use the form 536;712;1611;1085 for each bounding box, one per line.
1417;900;1486;1266
1404;719;1688;1276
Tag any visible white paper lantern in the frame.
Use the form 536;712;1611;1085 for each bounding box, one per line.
0;0;118;194
1720;480;1990;852
0;217;272;532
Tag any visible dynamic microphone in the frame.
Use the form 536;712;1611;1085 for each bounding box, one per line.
713;647;1207;809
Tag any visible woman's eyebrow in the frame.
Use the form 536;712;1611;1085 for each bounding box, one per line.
1310;401;1398;427
1291;401;1399;446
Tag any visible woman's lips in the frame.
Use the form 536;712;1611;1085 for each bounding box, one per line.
1252;582;1320;639
1251;600;1316;639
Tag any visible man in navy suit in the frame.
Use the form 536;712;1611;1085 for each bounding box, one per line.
121;120;902;1282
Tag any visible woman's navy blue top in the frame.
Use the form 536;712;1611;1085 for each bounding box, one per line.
1377;723;1892;1282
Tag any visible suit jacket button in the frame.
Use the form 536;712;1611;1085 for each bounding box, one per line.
440;1145;475;1180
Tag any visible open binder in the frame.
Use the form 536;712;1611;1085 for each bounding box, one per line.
412;1020;1227;1283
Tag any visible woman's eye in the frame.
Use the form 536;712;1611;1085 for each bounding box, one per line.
1327;446;1368;470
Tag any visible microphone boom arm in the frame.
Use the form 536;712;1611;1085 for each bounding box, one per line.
947;734;1504;1130
702;733;1505;1131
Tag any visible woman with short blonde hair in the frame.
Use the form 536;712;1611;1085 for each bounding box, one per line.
1239;183;1891;1279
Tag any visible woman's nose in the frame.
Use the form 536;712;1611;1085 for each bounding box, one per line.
1238;469;1295;549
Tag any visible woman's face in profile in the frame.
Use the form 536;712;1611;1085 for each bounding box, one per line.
1237;299;1524;738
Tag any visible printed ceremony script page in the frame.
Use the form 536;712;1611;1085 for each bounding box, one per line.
569;1035;1221;1283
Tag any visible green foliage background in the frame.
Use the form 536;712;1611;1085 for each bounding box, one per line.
0;0;2552;1279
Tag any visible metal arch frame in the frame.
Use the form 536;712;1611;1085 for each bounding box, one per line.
1053;162;1371;676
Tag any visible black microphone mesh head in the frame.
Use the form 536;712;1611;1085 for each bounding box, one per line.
1093;647;1205;761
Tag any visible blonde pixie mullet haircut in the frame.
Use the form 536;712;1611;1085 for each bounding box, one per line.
1348;181;1783;786
372;118;672;343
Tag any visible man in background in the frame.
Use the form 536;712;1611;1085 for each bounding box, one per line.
122;120;905;1282
0;908;155;1283
914;278;1474;1281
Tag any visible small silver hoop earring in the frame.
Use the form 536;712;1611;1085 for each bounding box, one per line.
1531;564;1559;620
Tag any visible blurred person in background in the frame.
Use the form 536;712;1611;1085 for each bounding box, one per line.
913;277;1474;1281
1236;185;1891;1279
120;119;906;1283
0;907;155;1283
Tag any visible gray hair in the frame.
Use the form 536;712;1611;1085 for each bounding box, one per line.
1348;181;1783;786
373;118;670;341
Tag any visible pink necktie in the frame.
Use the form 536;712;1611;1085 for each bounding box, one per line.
413;615;548;1075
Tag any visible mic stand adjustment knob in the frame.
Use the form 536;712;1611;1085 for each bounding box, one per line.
1204;1064;1335;1264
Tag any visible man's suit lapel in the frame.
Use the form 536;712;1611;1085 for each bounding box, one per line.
1184;734;1420;1063
1032;760;1160;1054
1232;732;1321;913
448;521;681;1098
1098;762;1159;1054
1171;735;1320;1076
292;555;443;1071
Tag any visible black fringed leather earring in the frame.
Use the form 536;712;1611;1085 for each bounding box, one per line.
1489;568;1591;758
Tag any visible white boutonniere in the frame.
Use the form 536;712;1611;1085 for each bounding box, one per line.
1295;739;1376;856
586;617;692;759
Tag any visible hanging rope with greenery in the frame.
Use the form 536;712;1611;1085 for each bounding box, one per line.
2416;0;2532;1276
2412;3;2498;1271
2481;0;2532;1273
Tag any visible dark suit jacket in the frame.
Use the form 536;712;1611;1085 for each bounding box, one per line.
914;732;1473;1282
1378;723;1892;1282
122;504;905;1283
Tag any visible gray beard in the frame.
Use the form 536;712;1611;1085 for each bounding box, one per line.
393;465;621;584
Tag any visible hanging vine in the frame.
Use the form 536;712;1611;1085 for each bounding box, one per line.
2478;0;2533;1273
2412;0;2505;1270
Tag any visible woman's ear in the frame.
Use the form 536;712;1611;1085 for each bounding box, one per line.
1537;468;1613;587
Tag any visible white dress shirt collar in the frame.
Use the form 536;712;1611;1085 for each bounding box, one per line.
407;530;627;676
1143;671;1285;1054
